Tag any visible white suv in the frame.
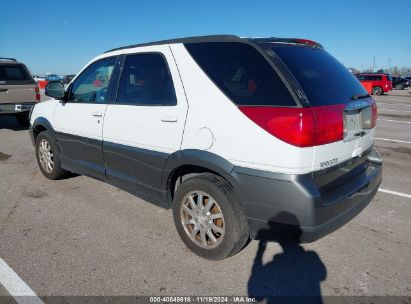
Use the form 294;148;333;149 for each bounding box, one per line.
30;35;382;260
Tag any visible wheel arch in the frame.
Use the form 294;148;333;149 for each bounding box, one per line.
162;150;239;208
32;117;53;137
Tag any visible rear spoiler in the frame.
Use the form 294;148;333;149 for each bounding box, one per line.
251;38;324;50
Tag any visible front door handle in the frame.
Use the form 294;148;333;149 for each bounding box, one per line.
161;115;178;122
0;89;8;93
92;111;103;117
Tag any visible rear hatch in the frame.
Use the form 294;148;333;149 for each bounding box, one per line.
259;42;376;189
0;63;37;104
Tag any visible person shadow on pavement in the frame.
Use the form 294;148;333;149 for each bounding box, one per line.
247;212;327;304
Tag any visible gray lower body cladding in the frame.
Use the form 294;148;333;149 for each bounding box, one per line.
232;146;383;242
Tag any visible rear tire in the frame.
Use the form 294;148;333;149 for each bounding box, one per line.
35;131;69;180
172;173;249;260
16;113;29;127
372;86;383;95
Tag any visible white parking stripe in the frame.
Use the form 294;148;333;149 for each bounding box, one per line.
377;119;411;124
378;102;411;107
378;109;411;113
375;138;411;144
0;258;43;304
379;188;411;199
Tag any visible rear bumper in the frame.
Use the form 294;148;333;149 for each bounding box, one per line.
0;103;35;115
231;146;382;242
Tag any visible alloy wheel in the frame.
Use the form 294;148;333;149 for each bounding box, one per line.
180;191;225;249
38;139;54;173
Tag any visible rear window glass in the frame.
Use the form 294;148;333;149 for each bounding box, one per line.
185;42;296;107
265;44;368;106
0;65;31;82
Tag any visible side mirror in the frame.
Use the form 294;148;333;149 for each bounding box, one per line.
45;81;65;99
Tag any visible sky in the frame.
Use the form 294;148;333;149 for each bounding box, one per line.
1;0;409;75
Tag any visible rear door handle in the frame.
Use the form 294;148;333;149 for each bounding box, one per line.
92;111;103;117
0;89;8;93
161;115;178;122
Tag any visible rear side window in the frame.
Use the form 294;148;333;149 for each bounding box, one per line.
185;42;296;107
116;53;176;106
265;44;368;106
0;64;33;84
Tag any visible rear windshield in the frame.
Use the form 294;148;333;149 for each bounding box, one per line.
263;44;368;106
0;64;33;84
185;42;296;107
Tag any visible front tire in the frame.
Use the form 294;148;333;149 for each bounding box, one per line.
395;84;404;90
172;173;249;260
35;131;69;180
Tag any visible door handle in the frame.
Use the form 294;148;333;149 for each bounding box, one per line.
161;115;178;122
0;89;8;93
92;111;103;117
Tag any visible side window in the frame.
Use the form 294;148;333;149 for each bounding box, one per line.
69;57;117;103
116;53;176;106
185;42;296;106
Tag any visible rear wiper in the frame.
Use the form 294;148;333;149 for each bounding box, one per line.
351;93;371;100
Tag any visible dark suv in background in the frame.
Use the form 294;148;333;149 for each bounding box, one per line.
0;57;40;126
392;77;410;90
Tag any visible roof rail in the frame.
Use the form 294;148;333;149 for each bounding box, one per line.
0;57;17;62
104;35;242;53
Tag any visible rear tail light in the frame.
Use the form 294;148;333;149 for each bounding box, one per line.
239;105;345;147
35;86;41;102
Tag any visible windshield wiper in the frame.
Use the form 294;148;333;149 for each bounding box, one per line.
351;93;371;100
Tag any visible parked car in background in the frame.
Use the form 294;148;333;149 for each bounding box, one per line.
0;57;40;126
356;73;392;95
45;74;62;82
392;77;410;90
62;74;75;84
30;35;382;260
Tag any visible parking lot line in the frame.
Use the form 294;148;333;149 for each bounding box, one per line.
379;188;411;199
375;137;411;144
377;119;411;124
377;102;411;107
378;108;411;113
0;258;43;304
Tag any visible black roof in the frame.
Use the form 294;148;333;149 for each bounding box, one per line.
0;57;18;62
104;34;324;53
105;35;244;53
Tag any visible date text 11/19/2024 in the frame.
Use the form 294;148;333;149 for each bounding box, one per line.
149;296;257;303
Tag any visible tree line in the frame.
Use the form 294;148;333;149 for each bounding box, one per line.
348;66;411;77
